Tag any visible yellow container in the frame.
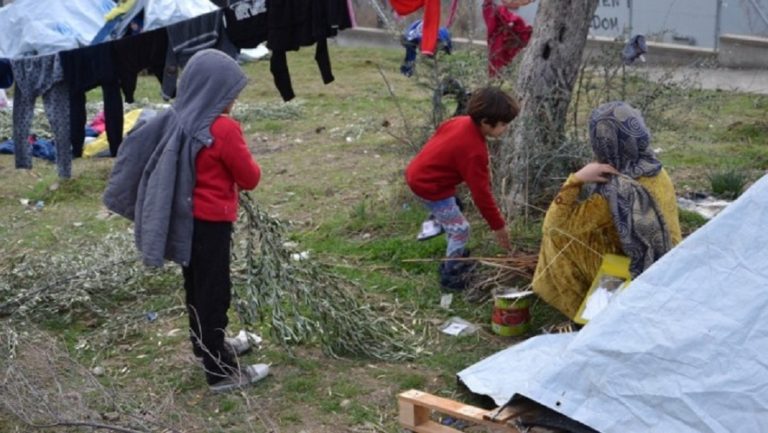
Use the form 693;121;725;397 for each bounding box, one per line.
491;290;533;336
574;254;632;325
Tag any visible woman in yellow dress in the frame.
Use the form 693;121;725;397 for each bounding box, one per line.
533;101;682;319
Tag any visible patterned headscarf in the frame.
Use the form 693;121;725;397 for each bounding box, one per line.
589;101;671;277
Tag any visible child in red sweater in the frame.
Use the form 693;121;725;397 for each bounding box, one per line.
406;87;519;288
186;98;267;393
178;52;266;393
105;49;266;393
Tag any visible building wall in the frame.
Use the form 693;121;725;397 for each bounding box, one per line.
335;27;768;69
352;0;768;49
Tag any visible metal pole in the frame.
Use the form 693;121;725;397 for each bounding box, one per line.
715;0;722;49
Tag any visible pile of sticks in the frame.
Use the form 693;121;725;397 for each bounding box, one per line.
403;251;539;300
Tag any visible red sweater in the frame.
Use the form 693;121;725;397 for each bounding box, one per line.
483;0;532;77
193;115;261;222
405;116;505;230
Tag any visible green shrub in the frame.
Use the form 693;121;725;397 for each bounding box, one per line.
708;168;746;199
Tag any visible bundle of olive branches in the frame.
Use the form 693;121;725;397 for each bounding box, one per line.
233;193;421;362
0;231;154;320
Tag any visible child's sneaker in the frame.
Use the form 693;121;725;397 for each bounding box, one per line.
226;330;257;356
194;330;260;360
417;216;444;241
208;363;269;393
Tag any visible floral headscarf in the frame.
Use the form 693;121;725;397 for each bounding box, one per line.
589;101;671;277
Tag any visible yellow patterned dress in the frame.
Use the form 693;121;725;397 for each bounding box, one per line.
532;169;682;319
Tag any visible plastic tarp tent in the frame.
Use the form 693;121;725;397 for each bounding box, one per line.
0;0;217;59
459;173;768;432
142;0;217;33
0;0;114;58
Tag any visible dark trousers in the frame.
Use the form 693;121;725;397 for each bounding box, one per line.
183;219;237;384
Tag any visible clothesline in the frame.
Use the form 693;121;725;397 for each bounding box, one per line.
0;0;354;179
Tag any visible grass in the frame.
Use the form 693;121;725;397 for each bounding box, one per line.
708;167;748;199
0;43;766;432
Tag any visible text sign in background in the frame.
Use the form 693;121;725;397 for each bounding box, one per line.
590;0;629;37
509;0;630;39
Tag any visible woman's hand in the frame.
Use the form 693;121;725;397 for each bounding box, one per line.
574;162;619;183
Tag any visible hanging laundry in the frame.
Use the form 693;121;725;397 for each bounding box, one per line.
0;58;12;89
622;34;647;65
111;27;169;103
483;0;532;77
400;19;452;77
223;0;268;49
60;43;124;158
10;53;73;178
163;9;239;101
266;0;352;101
388;0;442;56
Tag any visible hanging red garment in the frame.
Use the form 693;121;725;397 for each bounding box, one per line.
388;0;441;55
483;0;533;77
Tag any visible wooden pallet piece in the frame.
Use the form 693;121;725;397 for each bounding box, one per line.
398;389;523;433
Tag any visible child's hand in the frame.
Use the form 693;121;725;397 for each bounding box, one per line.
574;162;619;184
494;228;512;254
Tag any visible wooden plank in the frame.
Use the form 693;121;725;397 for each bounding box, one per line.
399;400;430;428
399;390;491;423
485;405;520;422
398;390;522;433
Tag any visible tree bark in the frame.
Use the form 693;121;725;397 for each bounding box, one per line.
502;0;599;211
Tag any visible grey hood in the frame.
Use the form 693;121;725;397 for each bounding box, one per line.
173;48;248;146
103;49;247;267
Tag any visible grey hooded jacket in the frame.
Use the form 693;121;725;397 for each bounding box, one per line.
103;49;247;267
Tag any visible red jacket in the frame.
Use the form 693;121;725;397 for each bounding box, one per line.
483;0;532;77
405;116;505;230
193;115;261;222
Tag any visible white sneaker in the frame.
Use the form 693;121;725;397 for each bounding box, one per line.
417;218;443;241
228;330;264;355
195;330;262;360
208;364;269;393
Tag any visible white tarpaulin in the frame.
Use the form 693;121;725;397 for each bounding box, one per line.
142;0;217;32
0;0;113;58
0;0;217;59
459;173;768;432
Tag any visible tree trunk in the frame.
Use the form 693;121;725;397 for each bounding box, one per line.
501;0;599;212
